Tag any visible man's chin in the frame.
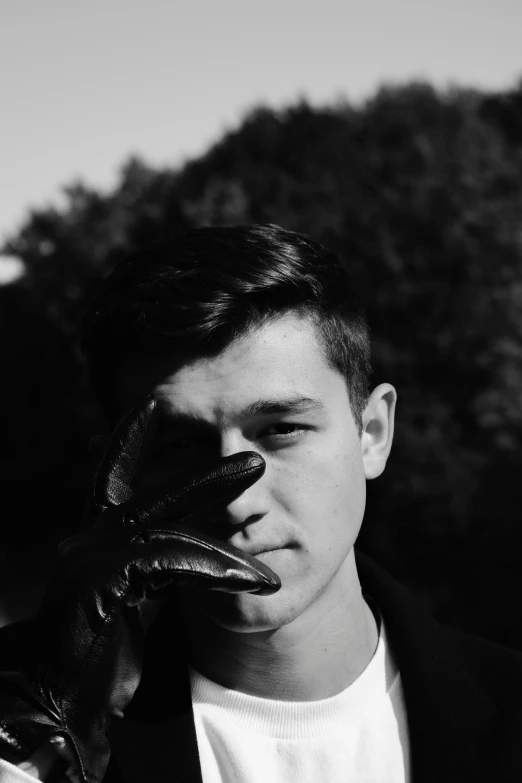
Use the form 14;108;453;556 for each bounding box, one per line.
186;586;296;634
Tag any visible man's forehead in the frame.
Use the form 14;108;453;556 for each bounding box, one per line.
116;314;337;419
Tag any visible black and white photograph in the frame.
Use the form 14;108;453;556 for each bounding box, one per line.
1;2;522;781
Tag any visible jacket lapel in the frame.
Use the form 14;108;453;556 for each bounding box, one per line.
109;706;202;783
356;552;502;782
108;608;203;783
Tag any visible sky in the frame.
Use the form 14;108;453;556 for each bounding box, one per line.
1;0;521;264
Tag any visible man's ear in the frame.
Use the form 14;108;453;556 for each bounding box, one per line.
361;383;397;480
88;434;110;464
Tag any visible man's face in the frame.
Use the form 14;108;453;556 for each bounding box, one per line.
117;313;388;633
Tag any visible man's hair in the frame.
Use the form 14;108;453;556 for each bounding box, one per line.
81;224;372;432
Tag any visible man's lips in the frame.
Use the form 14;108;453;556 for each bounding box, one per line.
231;544;291;558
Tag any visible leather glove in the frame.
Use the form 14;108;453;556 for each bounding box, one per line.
0;394;280;782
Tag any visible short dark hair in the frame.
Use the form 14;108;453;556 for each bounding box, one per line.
81;224;372;432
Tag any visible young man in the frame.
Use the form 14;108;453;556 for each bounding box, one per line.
0;224;521;783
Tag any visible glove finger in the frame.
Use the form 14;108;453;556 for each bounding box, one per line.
124;525;281;600
58;517;280;612
122;451;266;528
60;452;265;564
92;394;159;511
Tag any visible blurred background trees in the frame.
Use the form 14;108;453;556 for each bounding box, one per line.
2;81;522;647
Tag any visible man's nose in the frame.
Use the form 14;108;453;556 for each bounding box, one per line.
220;432;270;525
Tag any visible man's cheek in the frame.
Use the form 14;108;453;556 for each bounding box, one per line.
276;444;334;481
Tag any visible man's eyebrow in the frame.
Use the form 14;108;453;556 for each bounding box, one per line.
158;396;325;429
240;396;325;418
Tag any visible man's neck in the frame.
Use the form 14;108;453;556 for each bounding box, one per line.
184;557;379;701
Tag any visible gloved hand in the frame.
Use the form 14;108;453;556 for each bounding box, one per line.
0;394;280;783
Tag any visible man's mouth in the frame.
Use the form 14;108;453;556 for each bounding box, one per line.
226;535;295;559
238;545;288;558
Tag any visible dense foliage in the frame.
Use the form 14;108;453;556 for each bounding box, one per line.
2;82;522;645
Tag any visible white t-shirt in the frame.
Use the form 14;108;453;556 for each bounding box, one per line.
191;615;410;783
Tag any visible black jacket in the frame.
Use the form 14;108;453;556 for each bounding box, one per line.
105;551;522;783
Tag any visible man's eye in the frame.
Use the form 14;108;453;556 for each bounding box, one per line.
262;423;305;439
153;438;199;458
